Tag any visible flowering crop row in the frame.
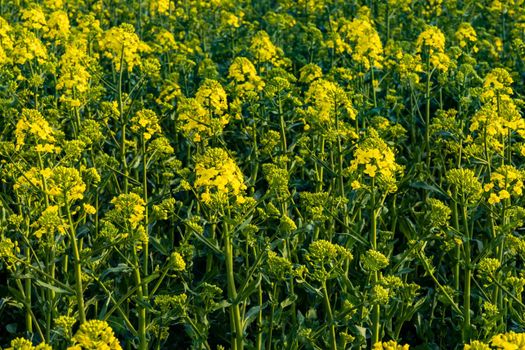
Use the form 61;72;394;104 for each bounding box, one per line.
0;0;525;349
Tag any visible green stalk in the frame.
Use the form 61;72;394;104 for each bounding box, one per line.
15;279;44;341
425;56;432;168
142;137;149;298
370;64;377;108
65;199;86;324
322;281;337;350
452;202;460;293
257;273;263;350
462;202;471;343
25;248;32;334
117;48;129;194
266;282;278;350
224;224;243;350
278;95;287;158
371;178;380;345
132;245;147;350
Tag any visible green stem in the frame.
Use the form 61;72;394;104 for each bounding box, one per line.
65;201;86;324
142;138;149;298
24;248;32;334
117;49;128;194
322;281;337;350
267;282;278;350
462;203;471;343
371;178;380;345
132;246;147;350
224;224;243;350
425;59;432;169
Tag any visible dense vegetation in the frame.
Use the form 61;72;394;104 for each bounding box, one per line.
1;0;525;349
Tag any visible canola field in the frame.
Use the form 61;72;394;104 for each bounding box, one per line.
1;0;525;349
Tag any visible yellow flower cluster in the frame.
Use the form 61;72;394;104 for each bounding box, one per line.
482;68;514;102
249;30;284;66
46;10;70;41
6;337;51;350
464;340;491;350
491;331;525;348
177;80;230;142
99;23;150;72
195;79;229;116
228;56;265;97
220;10;244;28
47;167;86;204
455;22;478;49
306;239;353;281
416;26;450;72
20;6;47;31
484;165;524;205
349;129;400;191
149;0;170;15
67;320;122;350
446;168;483;204
57;42;91;107
373;340;410;350
13;28;48;65
362;249;389;271
32;205;67;239
338;14;384;69
194;148;247;205
109;193;146;229
15;109;57;152
130;109;162;141
0;16;13;65
468;68;524;155
465;331;525;349
170;252;186;271
305;79;356;125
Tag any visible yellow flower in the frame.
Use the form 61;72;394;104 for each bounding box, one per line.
130;109;162;141
228;57;265;97
195;79;228;116
83;204;97;215
455;22;477;48
7;338;52;350
194;148;247;205
338;13;384;69
46;10;70;41
109;193;146;229
417;26;446;55
463;340;491;350
149;0;170;15
249;30;285;66
13;28;48;65
99;23;150;72
47;167;86;204
373;340;409;350
305;79;357;125
491;331;525;349
488;193;500;205
32;205;67;238
57;42;91;106
67;320;122;350
349;129;401;188
15;109;56;150
20;6;47;32
417;26;450;72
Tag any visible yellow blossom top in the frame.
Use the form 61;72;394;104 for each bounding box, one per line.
194;148;247;205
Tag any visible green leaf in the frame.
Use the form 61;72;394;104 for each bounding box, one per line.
34;280;73;295
280;294;298;309
243;305;264;332
236;274;261;303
